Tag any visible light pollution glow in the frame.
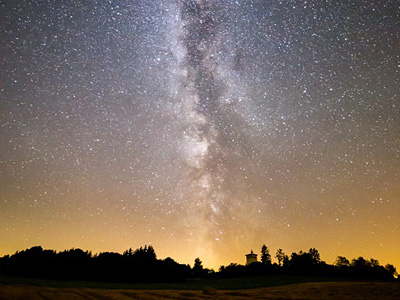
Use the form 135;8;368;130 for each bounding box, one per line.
0;0;399;270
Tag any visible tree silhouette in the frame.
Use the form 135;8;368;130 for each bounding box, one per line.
288;248;324;274
385;264;397;277
275;248;286;266
282;254;290;267
147;245;156;260
0;245;397;282
193;258;202;269
369;258;379;267
192;257;204;277
261;244;271;265
123;248;133;256
352;256;368;268
335;256;350;267
308;248;321;264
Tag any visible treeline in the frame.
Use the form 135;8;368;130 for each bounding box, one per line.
0;245;190;282
0;245;397;282
219;246;398;281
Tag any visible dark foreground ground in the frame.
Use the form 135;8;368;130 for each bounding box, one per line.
0;275;399;300
0;281;399;300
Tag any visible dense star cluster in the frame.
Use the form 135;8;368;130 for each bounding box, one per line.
1;0;399;268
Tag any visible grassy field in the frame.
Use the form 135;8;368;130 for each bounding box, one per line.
0;281;399;300
0;275;333;290
0;275;399;300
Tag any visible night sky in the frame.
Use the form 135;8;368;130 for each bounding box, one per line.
1;0;399;270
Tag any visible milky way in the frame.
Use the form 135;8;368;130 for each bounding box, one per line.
1;0;399;268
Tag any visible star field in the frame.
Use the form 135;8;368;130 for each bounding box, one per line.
1;0;399;269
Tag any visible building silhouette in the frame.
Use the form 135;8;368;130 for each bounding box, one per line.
245;250;257;265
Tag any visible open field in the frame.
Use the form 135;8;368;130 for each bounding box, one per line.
0;281;399;300
0;275;332;290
